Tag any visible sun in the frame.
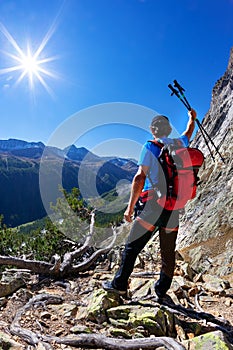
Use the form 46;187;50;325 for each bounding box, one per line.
22;48;40;75
17;46;41;88
0;22;58;95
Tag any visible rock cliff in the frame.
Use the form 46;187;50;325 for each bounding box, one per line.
178;47;233;281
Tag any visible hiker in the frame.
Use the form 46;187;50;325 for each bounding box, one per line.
102;109;196;298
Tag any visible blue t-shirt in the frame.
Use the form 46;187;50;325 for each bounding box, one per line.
138;135;189;191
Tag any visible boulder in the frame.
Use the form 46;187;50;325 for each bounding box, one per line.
107;304;174;337
0;271;27;297
202;274;230;294
86;289;121;323
184;330;233;349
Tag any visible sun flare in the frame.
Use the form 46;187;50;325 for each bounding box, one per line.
0;22;58;95
22;48;39;74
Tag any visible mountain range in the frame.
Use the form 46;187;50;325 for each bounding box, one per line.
0;139;137;227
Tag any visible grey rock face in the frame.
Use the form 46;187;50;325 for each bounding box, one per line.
178;48;233;278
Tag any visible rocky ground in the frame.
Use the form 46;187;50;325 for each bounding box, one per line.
0;233;232;349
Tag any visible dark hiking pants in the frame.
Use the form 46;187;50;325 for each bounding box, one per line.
113;199;179;294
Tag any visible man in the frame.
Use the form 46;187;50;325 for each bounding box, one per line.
102;109;196;299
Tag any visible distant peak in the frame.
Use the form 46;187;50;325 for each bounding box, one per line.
227;47;233;71
0;138;45;150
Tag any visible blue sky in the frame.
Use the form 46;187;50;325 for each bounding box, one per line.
0;0;232;158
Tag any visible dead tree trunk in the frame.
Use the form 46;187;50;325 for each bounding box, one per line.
0;213;117;278
10;293;185;349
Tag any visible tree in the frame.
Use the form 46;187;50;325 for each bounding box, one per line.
0;187;117;278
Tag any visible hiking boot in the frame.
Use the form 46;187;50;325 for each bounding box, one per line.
154;271;172;299
102;280;127;296
154;284;166;299
152;293;174;305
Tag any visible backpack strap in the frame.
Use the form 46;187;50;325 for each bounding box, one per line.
149;139;164;148
145;140;164;199
149;138;184;147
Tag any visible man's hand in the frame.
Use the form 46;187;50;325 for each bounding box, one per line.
124;207;134;222
188;108;197;121
183;108;196;140
123;165;148;223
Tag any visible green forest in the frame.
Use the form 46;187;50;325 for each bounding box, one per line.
0;187;126;269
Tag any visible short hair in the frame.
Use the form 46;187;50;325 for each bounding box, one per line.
150;115;172;137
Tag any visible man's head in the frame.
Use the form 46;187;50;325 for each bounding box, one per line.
150;115;172;137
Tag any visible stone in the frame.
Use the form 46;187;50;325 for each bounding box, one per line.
0;297;7;307
184;330;233;349
37;343;48;350
225;298;232;307
226;288;233;297
0;331;22;349
130;279;154;299
185;321;202;336
202;274;230;294
131;308;165;335
107;304;174;337
86;289;121;323
108;317;129;328
55;329;64;336
70;325;92;334
170;276;193;299
177;262;195;280
0;271;26;297
75;305;89;320
107;304;134;320
49;303;78;317
172;275;194;290
109;327;132;338
40;311;51;319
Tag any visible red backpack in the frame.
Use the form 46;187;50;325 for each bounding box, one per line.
148;140;204;210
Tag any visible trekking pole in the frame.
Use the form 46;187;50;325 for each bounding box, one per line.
168;83;214;159
173;80;192;111
168;80;225;163
195;120;216;162
168;84;190;110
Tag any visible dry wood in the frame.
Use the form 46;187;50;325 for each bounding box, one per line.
160;300;233;341
0;212;117;279
42;333;186;349
10;293;63;346
60;211;95;274
131;271;160;278
71;226;117;273
10;293;185;349
0;256;53;275
194;291;205;313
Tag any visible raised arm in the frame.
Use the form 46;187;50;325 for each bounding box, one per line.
182;109;196;141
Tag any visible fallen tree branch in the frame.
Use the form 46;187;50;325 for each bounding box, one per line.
160;300;233;341
49;254;61;275
0;213;117;279
131;271;160;278
194;289;205;313
41;333;186;349
60;211;95;275
10;293;63;346
10;293;185;349
71;226;117;273
0;256;53;275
